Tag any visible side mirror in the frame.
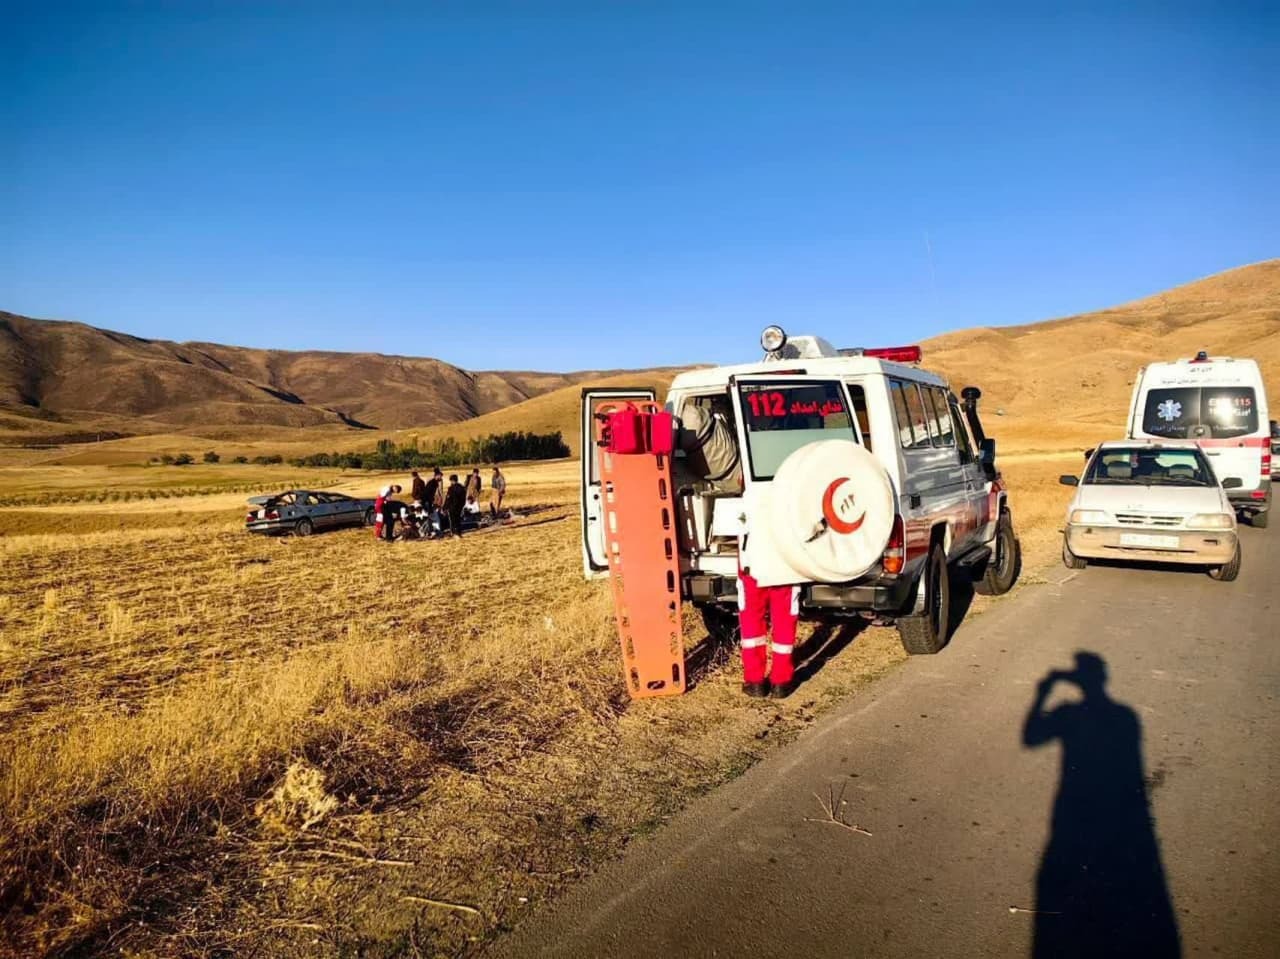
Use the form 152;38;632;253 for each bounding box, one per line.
1059;475;1080;487
1221;477;1243;490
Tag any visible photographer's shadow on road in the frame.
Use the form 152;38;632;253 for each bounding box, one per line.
1023;652;1181;959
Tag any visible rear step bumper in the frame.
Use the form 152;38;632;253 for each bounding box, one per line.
1227;482;1271;513
686;570;916;615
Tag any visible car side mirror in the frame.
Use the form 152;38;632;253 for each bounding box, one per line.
1059;475;1079;487
1221;477;1243;490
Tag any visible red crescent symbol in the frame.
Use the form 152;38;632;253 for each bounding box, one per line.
822;477;866;535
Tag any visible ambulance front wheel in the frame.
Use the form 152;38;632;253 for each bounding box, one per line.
896;543;951;655
975;510;1021;596
700;603;741;647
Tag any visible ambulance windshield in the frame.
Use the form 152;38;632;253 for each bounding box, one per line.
1142;387;1258;439
737;380;857;480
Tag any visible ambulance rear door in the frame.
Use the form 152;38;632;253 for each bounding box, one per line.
1131;361;1268;492
728;375;867;586
581;387;657;578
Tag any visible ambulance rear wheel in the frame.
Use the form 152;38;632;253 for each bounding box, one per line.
976;511;1021;596
700;604;741;647
897;542;951;656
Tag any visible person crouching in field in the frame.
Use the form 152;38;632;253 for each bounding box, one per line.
444;474;467;538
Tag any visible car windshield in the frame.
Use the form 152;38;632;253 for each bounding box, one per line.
1084;448;1214;487
737;380;856;479
1142;387;1258;439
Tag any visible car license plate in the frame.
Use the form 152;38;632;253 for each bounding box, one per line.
1120;533;1179;549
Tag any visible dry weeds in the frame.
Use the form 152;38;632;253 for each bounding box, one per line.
0;455;1072;957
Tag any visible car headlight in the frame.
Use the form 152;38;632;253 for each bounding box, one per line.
1186;512;1234;530
760;325;787;353
1069;509;1110;525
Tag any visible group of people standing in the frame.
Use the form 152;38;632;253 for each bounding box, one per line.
373;466;507;542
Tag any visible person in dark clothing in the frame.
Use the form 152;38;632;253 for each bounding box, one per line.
424;468;444;534
443;474;467;538
410;470;427;505
379;484;402;542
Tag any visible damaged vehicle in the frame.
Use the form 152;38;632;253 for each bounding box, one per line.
244;490;377;536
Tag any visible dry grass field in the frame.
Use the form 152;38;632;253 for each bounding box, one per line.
1;261;1275;956
0;450;1072;958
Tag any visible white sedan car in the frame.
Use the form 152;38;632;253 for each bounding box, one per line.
1060;440;1241;581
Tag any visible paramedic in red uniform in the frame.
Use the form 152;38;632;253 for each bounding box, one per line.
737;566;799;698
675;402;799;699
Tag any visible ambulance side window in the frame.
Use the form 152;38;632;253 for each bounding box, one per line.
847;383;872;451
925;388;955;447
890;380;915;448
892;380;931;451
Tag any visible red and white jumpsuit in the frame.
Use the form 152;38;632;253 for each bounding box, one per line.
373;486;390;540
737;566;800;686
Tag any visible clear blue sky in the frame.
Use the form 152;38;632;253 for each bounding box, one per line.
3;1;1276;372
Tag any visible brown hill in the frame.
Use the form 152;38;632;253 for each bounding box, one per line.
390;259;1280;457
922;259;1280;448
5;260;1276;463
0;312;652;438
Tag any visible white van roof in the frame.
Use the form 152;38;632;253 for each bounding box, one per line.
1138;354;1262;387
670;353;947;393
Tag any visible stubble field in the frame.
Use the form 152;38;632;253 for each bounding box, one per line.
0;454;1072;957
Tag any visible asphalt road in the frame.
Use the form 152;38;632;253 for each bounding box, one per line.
492;525;1278;959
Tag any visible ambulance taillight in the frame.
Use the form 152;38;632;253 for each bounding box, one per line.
1263;451;1272;480
883;515;906;574
863;345;923;364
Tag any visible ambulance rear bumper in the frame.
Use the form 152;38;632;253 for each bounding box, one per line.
685;569;916;616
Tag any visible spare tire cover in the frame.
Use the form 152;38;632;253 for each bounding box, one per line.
768;440;896;583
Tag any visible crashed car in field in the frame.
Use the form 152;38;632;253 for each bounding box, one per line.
245;490;377;536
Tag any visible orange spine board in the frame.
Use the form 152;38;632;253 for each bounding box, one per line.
595;402;686;698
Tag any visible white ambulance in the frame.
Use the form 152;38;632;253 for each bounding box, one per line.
581;327;1021;656
1126;352;1272;527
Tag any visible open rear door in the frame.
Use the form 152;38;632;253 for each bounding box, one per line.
581;386;657;578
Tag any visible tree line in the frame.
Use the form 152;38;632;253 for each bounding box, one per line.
147;430;569;470
288;430;570;470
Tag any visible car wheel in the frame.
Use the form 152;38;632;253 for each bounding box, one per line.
700;603;741;647
976;510;1022;596
1250;511;1269;529
363;507;375;527
1062;536;1087;570
295;518;314;537
1208;545;1241;581
897;541;951;655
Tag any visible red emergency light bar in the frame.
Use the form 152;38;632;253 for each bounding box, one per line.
862;345;923;364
